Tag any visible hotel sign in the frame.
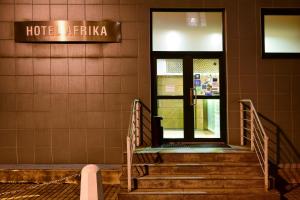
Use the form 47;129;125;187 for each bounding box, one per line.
14;20;121;43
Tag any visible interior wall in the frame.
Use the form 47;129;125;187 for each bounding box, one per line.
0;0;299;164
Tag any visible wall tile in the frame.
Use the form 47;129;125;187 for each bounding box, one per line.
33;94;51;111
86;76;103;93
15;4;32;21
33;5;50;20
85;0;102;4
87;112;104;128
103;0;119;5
103;76;120;93
50;5;67;20
86;58;103;75
51;44;68;57
0;112;16;128
87;94;104;111
35;147;52;163
86;44;103;57
104;94;121;111
0;94;16;111
15;43;33;57
33;0;49;4
68;44;85;57
53;147;70;163
0;148;17;163
69;76;86;93
120;5;136;21
104;111;121;129
68;5;84;20
0;58;15;75
17;112;34;129
32;44;50;57
104;58;120;75
51;58;68;75
69;112;86;128
121;75;137;94
0;5;14;21
17;129;34;148
103;5;119;21
122;22;138;39
34;112;51;128
121;58;137;75
16;94;33;111
0;40;15;57
86;5;102;20
50;0;67;4
69;58;85;75
51;111;69;128
52;129;69;148
105;147;122;163
34;76;50;94
120;40;138;57
33;58;51;75
18;147;35;163
51;76;68;93
16;76;33;94
103;43;120;57
69;94;86;111
0;22;14;39
0;130;16;147
51;94;68;111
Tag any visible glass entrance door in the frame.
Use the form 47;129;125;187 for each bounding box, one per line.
153;55;225;142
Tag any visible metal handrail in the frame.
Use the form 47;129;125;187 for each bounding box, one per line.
126;99;141;192
240;99;269;191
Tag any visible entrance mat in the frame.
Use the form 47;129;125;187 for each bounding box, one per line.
160;143;231;148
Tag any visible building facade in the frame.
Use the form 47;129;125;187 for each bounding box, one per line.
0;0;299;164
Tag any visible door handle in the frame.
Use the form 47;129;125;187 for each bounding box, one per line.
190;88;197;106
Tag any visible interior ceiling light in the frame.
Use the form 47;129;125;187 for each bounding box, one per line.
186;12;207;27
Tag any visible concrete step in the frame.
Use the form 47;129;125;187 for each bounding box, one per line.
122;162;263;177
120;175;265;189
118;188;280;200
124;151;259;164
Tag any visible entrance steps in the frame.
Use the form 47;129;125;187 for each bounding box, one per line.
118;146;280;200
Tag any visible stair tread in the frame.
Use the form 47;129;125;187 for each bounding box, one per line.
120;188;279;195
131;162;260;167
133;174;264;180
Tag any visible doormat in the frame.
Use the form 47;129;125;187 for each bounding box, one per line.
160;143;231;148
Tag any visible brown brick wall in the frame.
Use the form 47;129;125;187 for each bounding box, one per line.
0;0;299;164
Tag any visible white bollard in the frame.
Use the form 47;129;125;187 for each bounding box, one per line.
80;164;104;200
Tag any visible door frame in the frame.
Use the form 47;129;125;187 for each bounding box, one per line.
150;8;227;144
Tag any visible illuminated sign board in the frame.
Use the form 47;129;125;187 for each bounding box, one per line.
14;20;121;43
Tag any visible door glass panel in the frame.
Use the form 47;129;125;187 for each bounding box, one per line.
194;99;220;138
152;12;223;51
193;59;219;96
157;59;183;96
158;99;184;139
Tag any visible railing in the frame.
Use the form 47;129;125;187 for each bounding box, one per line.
240;99;269;191
127;99;141;192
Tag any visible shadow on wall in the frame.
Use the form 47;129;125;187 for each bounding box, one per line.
259;113;300;198
137;101;152;147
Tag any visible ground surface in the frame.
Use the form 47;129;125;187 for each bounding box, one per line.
0;183;119;200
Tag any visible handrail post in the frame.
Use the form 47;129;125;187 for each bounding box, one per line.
135;102;141;147
127;136;132;192
264;136;269;191
250;104;254;151
240;102;244;146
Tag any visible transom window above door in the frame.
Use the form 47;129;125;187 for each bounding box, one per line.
152;11;223;52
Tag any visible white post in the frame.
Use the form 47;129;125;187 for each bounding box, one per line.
264;136;269;191
250;105;254;151
240;102;244;146
135;102;141;147
127;136;132;192
80;164;104;200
